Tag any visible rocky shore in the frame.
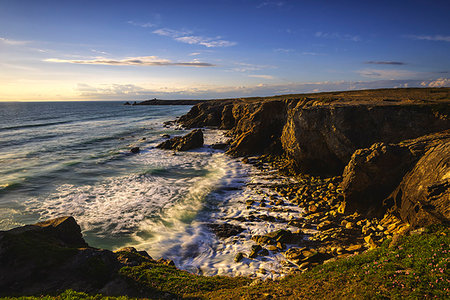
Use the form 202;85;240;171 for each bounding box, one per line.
1;88;449;298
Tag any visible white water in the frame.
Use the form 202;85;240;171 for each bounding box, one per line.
24;129;307;279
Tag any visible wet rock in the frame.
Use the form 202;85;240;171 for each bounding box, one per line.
161;134;171;139
211;142;229;150
249;245;263;258
130;147;140;153
156;129;204;151
234;252;244;262
207;223;244;239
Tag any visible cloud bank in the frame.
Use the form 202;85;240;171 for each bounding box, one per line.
44;56;215;67
75;78;449;100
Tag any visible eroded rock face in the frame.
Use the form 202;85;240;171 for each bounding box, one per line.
281;103;450;175
387;137;450;228
341;131;450;224
156;129;204;151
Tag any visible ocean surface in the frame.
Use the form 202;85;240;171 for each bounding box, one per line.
0;101;305;278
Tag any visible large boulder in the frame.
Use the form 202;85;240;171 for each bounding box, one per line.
156;129;204;151
387;138;450;228
0;217;160;297
341;130;450;223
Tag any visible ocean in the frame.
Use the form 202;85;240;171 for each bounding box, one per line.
0;101;303;278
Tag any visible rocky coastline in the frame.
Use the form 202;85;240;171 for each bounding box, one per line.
1;88;449;298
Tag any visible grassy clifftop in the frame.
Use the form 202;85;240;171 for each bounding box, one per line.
3;225;448;299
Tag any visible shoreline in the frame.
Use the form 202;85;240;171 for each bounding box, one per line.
0;87;448;298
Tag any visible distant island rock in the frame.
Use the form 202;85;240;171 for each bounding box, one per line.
131;99;207;105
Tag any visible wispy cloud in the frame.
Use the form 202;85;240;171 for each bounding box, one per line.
127;20;156;28
248;74;275;79
357;69;420;79
315;31;361;42
232;62;272;72
0;37;30;46
365;61;406;65
153;28;236;48
406;34;450;42
274;48;294;53
257;1;285;8
44;56;215;67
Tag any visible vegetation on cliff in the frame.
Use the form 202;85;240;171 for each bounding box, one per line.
2;225;448;299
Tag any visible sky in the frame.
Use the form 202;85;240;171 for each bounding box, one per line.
0;0;449;101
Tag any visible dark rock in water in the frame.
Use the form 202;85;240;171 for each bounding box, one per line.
124;101;131;105
161;134;171;139
234;252;244;262
156;129;203;151
211;142;229;150
207;223;244;238
130;147;140;153
249;244;263;258
341;130;450;224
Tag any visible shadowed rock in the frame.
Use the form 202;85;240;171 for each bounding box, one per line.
341;130;450;224
156;129;204;151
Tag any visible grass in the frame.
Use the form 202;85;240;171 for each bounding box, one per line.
2;225;449;299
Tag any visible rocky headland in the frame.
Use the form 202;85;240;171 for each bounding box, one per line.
2;88;449;299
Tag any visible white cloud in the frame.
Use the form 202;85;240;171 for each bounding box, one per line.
44;56;215;67
248;74;275;79
406;35;450;42
153;28;236;48
0;37;30;46
421;78;449;87
315;31;361;42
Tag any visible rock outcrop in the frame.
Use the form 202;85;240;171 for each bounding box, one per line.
0;216;177;297
156;129;204;151
179;90;449;175
177;88;449;225
341;130;450;224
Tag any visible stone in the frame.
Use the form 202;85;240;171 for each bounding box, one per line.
161;134;170;139
341;130;450;222
130;147;140;153
156;129;204;151
207;223;244;239
249;245;263;258
346;244;363;252
234;252;244;262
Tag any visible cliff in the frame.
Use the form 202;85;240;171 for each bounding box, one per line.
178;88;450;226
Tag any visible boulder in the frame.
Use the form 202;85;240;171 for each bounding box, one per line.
130;147;140;153
156;129;204;151
387;137;450;228
207;223;244;239
341;130;450;223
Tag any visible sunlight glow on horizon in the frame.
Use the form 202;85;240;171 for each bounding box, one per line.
0;0;449;101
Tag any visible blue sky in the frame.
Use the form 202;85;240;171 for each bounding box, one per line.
0;0;449;101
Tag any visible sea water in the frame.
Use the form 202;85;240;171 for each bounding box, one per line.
0;101;305;278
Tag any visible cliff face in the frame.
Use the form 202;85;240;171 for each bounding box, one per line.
341;130;450;221
177;89;450;226
281;103;449;175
